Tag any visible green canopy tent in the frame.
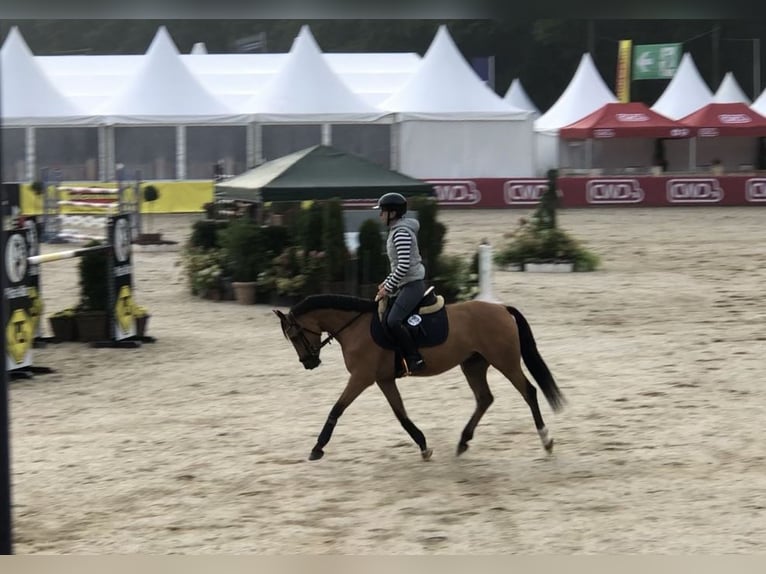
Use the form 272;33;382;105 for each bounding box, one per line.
214;145;435;203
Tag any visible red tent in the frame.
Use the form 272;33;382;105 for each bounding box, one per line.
559;102;694;139
678;102;766;137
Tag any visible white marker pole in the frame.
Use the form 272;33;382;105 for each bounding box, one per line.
474;242;500;303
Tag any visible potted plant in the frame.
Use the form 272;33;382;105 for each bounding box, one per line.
218;217;264;304
181;246;226;299
48;307;78;342
138;184;163;243
495;170;600;272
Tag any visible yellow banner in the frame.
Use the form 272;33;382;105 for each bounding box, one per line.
20;181;215;215
616;39;632;103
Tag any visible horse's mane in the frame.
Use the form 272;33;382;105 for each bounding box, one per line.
290;294;377;317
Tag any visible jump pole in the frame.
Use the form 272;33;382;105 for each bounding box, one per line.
28;244;111;265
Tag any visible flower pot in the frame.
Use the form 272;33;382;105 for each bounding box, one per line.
232;281;257;305
49;315;78;342
75;311;110;342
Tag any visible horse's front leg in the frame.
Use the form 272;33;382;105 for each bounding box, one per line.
309;375;373;461
377;378;432;460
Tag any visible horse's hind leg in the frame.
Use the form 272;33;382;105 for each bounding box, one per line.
456;353;494;456
497;364;554;453
309;375;373;461
377;378;432;460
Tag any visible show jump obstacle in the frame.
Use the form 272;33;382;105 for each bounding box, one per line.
4;213;151;380
38;166;142;244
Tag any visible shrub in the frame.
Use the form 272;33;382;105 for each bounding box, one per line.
321;198;349;283
218;217;265;282
356;218;387;285
409;196;445;277
190;219;229;250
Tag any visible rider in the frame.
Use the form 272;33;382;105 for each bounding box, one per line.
374;192;427;374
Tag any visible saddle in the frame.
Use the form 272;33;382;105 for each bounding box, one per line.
370;286;449;376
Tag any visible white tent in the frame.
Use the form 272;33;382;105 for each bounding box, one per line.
651;53;713;119
0;26;93;125
381;25;534;178
533;53;617;173
243;25;388;122
650;54;715;171
714;71;751;104
190;42;208;55
97;26;244;124
752;85;766;116
504;78;540;115
534;53;617;134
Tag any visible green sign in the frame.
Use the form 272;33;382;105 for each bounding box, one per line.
632;43;682;80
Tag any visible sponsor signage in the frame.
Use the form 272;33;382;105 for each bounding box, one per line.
666;178;723;203
593;128;616;138
586;179;645;204
718;113;751;124
616;40;632;103
616;113;650;122
347;176;766;209
745;178;766;202
503;180;547;205
427;180;482;205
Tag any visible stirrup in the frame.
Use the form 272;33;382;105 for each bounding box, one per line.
402;356;425;376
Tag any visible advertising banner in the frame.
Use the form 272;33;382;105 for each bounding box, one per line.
616;40;632;103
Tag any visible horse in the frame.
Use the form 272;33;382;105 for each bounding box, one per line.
274;293;565;461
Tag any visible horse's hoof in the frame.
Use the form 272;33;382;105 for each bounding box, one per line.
544;439;554;453
456;443;469;456
421;448;433;461
308;449;324;461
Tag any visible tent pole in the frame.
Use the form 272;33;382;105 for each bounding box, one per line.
24;127;35;182
321;124;331;146
390;118;400;170
175;126;186;180
106;126;116;181
252;123;262;166
98;126;107;181
689;137;696;172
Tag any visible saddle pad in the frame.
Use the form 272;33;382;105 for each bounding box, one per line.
370;305;449;350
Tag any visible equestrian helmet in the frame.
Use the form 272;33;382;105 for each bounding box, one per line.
374;192;407;216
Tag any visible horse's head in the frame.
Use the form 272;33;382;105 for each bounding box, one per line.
273;309;322;370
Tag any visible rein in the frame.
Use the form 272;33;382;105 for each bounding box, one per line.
290;309;366;351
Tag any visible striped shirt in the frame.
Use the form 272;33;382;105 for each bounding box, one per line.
383;218;424;293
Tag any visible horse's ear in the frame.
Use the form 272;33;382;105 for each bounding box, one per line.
273;309;286;320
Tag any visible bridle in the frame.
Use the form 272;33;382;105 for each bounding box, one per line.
281;310;365;367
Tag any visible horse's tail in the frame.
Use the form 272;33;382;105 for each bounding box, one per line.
506;306;566;412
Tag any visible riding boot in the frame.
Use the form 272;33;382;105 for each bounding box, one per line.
390;322;425;374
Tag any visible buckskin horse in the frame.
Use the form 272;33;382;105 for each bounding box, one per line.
274;293;565;461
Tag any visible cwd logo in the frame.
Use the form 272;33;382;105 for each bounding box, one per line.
699;127;719;137
666;179;723;203
718;113;751;124
669;128;691;137
586;179;644;204
503;179;547;205
745;178;766;202
616;113;650;122
593;128;616;138
428;180;481;205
